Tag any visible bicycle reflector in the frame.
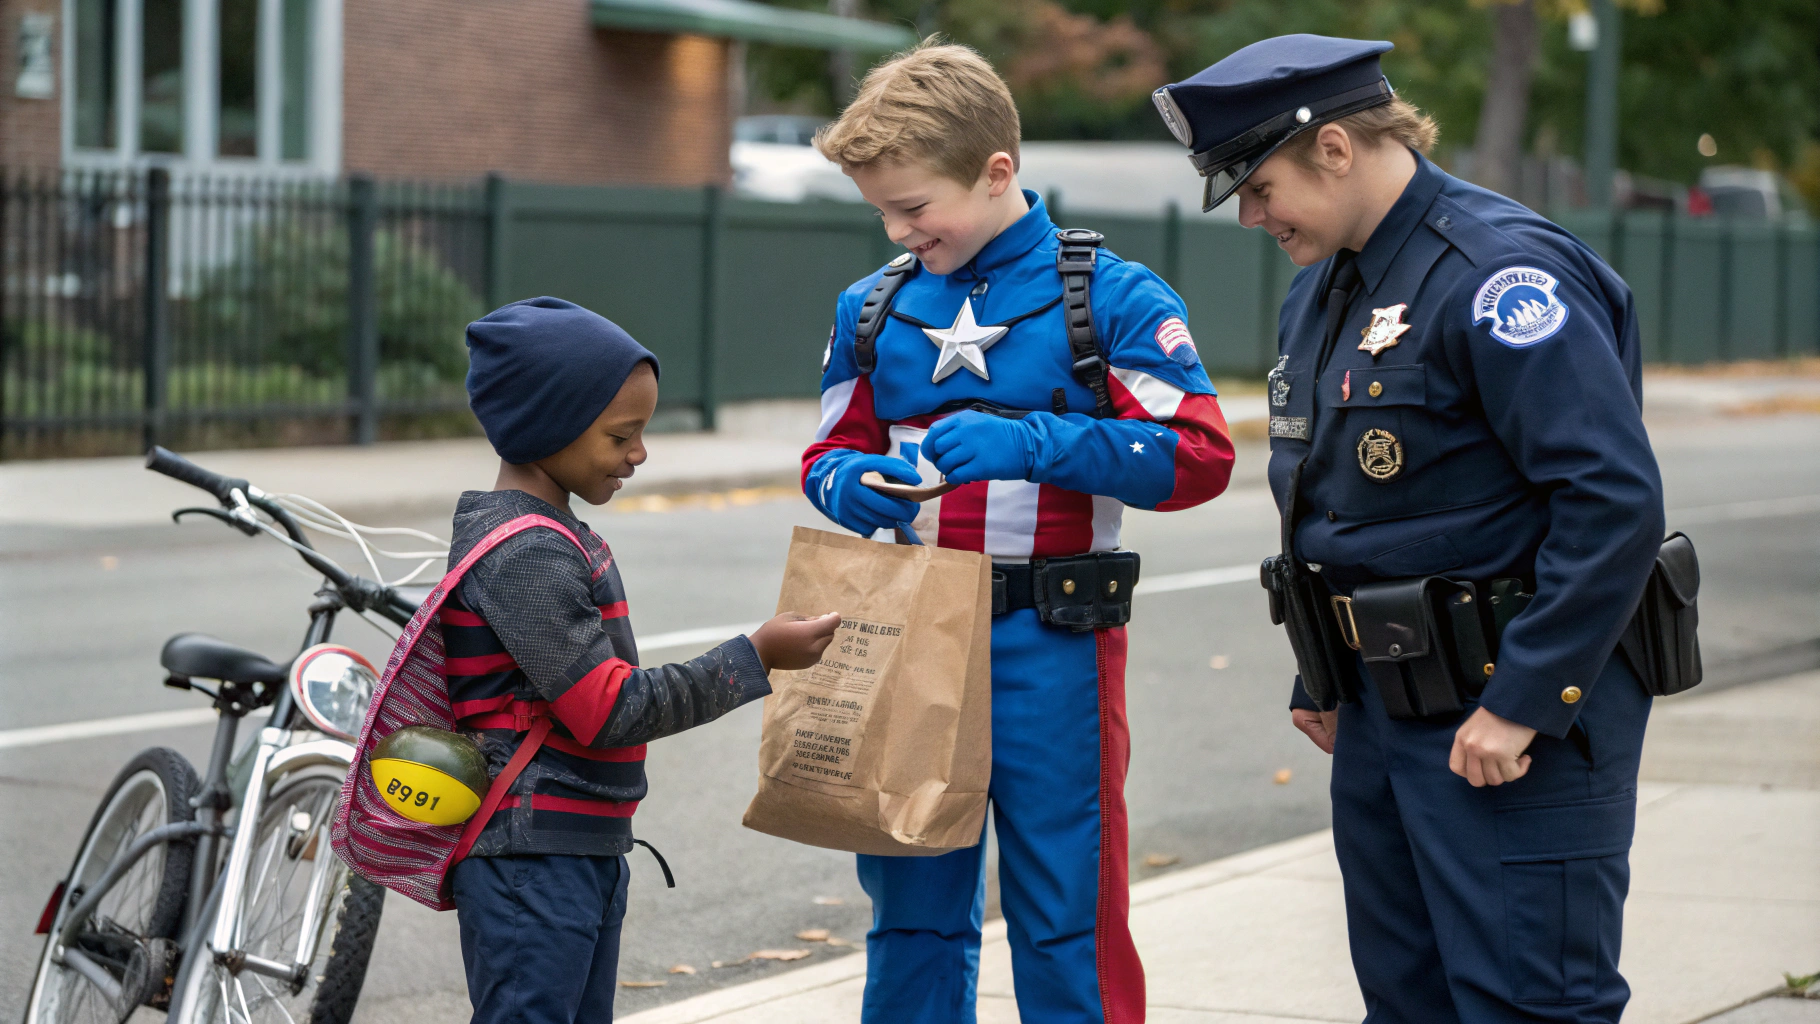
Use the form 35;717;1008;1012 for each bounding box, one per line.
369;726;490;825
288;644;378;741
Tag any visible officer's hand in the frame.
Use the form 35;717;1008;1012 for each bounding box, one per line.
751;612;842;672
821;455;920;537
923;412;1036;485
1290;709;1338;754
1448;707;1538;787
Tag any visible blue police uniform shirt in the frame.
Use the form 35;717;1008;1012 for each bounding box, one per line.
1270;153;1665;737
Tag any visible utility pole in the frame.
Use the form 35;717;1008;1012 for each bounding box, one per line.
1582;0;1621;208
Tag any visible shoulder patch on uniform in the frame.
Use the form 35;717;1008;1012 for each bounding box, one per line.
1472;266;1570;347
1153;316;1199;365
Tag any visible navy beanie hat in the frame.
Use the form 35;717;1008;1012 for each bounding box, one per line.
465;297;659;464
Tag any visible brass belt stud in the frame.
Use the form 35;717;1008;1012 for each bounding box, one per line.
1107;580;1118;594
1063;578;1076;595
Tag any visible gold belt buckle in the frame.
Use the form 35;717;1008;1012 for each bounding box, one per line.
1330;595;1362;651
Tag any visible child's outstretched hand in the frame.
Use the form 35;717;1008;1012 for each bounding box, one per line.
751;612;842;671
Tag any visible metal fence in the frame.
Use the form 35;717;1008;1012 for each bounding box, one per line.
5;165;1818;460
1;167;485;458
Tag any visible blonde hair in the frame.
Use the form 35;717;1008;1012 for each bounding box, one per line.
814;40;1021;186
1287;96;1439;165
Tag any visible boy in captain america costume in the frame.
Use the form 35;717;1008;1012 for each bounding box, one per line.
802;44;1236;1024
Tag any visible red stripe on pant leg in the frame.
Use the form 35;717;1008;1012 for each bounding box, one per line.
1095;626;1145;1023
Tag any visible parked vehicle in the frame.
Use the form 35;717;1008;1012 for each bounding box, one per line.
24;447;444;1024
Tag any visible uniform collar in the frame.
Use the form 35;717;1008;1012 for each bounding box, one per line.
1353;151;1446;295
959;190;1053;277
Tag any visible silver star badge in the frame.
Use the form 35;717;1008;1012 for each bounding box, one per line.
923;298;1008;383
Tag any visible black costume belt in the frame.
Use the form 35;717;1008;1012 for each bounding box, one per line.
992;552;1140;631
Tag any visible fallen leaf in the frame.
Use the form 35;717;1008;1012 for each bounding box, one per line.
668;964;697;975
795;928;830;942
99;556;119;571
826;936;855;948
1142;853;1180;869
812;895;845;906
711;960;732;969
619;980;666;988
1209;655;1230;670
1273;768;1293;785
750;949;813;962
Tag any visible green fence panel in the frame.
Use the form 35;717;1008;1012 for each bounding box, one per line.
1617;212;1669;361
1175;220;1280;376
501;183;709;406
1782;223;1820;357
717;200;882;402
1089;214;1170;279
1726;220;1780;361
1664;216;1725;364
1555;209;1620;267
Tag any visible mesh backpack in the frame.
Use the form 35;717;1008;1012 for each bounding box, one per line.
330;514;586;911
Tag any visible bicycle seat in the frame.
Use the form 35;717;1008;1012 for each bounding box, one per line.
392;584;433;613
160;633;287;685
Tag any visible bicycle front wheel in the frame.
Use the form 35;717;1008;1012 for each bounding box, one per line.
170;771;384;1024
24;747;198;1024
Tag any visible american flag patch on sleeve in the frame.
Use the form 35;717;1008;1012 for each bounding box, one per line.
1154;317;1199;366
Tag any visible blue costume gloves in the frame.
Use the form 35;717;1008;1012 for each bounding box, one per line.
922;411;1038;485
819;454;921;537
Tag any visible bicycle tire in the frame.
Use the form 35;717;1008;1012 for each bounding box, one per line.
305;875;385;1024
23;747;199;1024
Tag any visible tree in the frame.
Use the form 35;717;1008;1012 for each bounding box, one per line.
1472;0;1539;196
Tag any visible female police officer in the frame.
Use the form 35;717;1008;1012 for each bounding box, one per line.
1153;35;1666;1024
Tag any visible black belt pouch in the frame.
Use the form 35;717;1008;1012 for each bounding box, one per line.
1619;532;1702;696
1031;551;1140;630
1351;577;1489;720
1261;555;1357;709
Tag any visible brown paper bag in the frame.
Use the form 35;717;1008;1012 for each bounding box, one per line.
742;526;992;856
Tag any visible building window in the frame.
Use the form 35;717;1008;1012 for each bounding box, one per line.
66;0;327;166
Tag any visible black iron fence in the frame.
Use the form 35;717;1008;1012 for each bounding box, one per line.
1;167;485;458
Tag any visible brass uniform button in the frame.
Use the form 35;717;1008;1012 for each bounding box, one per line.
1561;686;1583;704
1062;579;1076;595
1328;510;1338;521
1483;663;1495;677
1368;381;1383;398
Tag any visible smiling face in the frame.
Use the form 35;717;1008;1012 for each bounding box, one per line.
847;153;1027;275
1234;146;1356;267
534;361;657;506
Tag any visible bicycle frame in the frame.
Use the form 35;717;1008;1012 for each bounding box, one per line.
43;447;423;1015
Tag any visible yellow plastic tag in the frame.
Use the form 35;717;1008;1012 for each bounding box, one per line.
370;757;483;825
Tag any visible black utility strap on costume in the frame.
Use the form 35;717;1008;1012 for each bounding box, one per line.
853;253;919;373
1056;229;1115;418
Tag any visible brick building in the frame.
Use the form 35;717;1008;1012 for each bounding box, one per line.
1;0;908;183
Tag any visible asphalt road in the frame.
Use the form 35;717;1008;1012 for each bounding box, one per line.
3;415;1817;1020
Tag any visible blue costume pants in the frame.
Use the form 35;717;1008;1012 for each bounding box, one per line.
1333;651;1651;1023
856;609;1144;1024
451;853;629;1024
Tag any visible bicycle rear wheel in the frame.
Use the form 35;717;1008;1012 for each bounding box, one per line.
24;748;198;1024
170;771;384;1024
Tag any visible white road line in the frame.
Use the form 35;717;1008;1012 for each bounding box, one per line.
639;622;768;651
0;707;266;752
1670;493;1820;526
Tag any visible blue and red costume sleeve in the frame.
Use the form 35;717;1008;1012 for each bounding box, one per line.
802;272;894;518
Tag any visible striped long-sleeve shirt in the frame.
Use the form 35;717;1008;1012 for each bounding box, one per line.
445;489;769;857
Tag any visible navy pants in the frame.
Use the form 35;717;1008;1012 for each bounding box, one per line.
856;610;1143;1024
1332;651;1651;1024
451;854;630;1024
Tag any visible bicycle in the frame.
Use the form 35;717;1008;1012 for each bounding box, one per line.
24;446;448;1024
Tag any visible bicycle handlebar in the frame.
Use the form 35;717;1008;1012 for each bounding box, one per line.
146;446;248;505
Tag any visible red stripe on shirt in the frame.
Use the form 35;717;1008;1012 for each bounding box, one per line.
935;481;989;551
1032;484;1094;558
596;601;628;620
550;657;633;747
444;651;517;676
440;608;487;627
501;794;640;818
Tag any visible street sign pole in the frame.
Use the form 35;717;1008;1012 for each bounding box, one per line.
1583;0;1621;209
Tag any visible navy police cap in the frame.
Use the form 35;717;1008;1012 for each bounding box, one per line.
1153;35;1395;210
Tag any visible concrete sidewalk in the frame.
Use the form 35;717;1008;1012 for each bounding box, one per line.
619;670;1820;1024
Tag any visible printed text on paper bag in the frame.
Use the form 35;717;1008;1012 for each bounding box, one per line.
785;618;904;785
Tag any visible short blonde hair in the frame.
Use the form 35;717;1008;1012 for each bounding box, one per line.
1287;96;1439;165
814;40;1021;186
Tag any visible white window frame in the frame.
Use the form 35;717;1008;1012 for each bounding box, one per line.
59;0;340;174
